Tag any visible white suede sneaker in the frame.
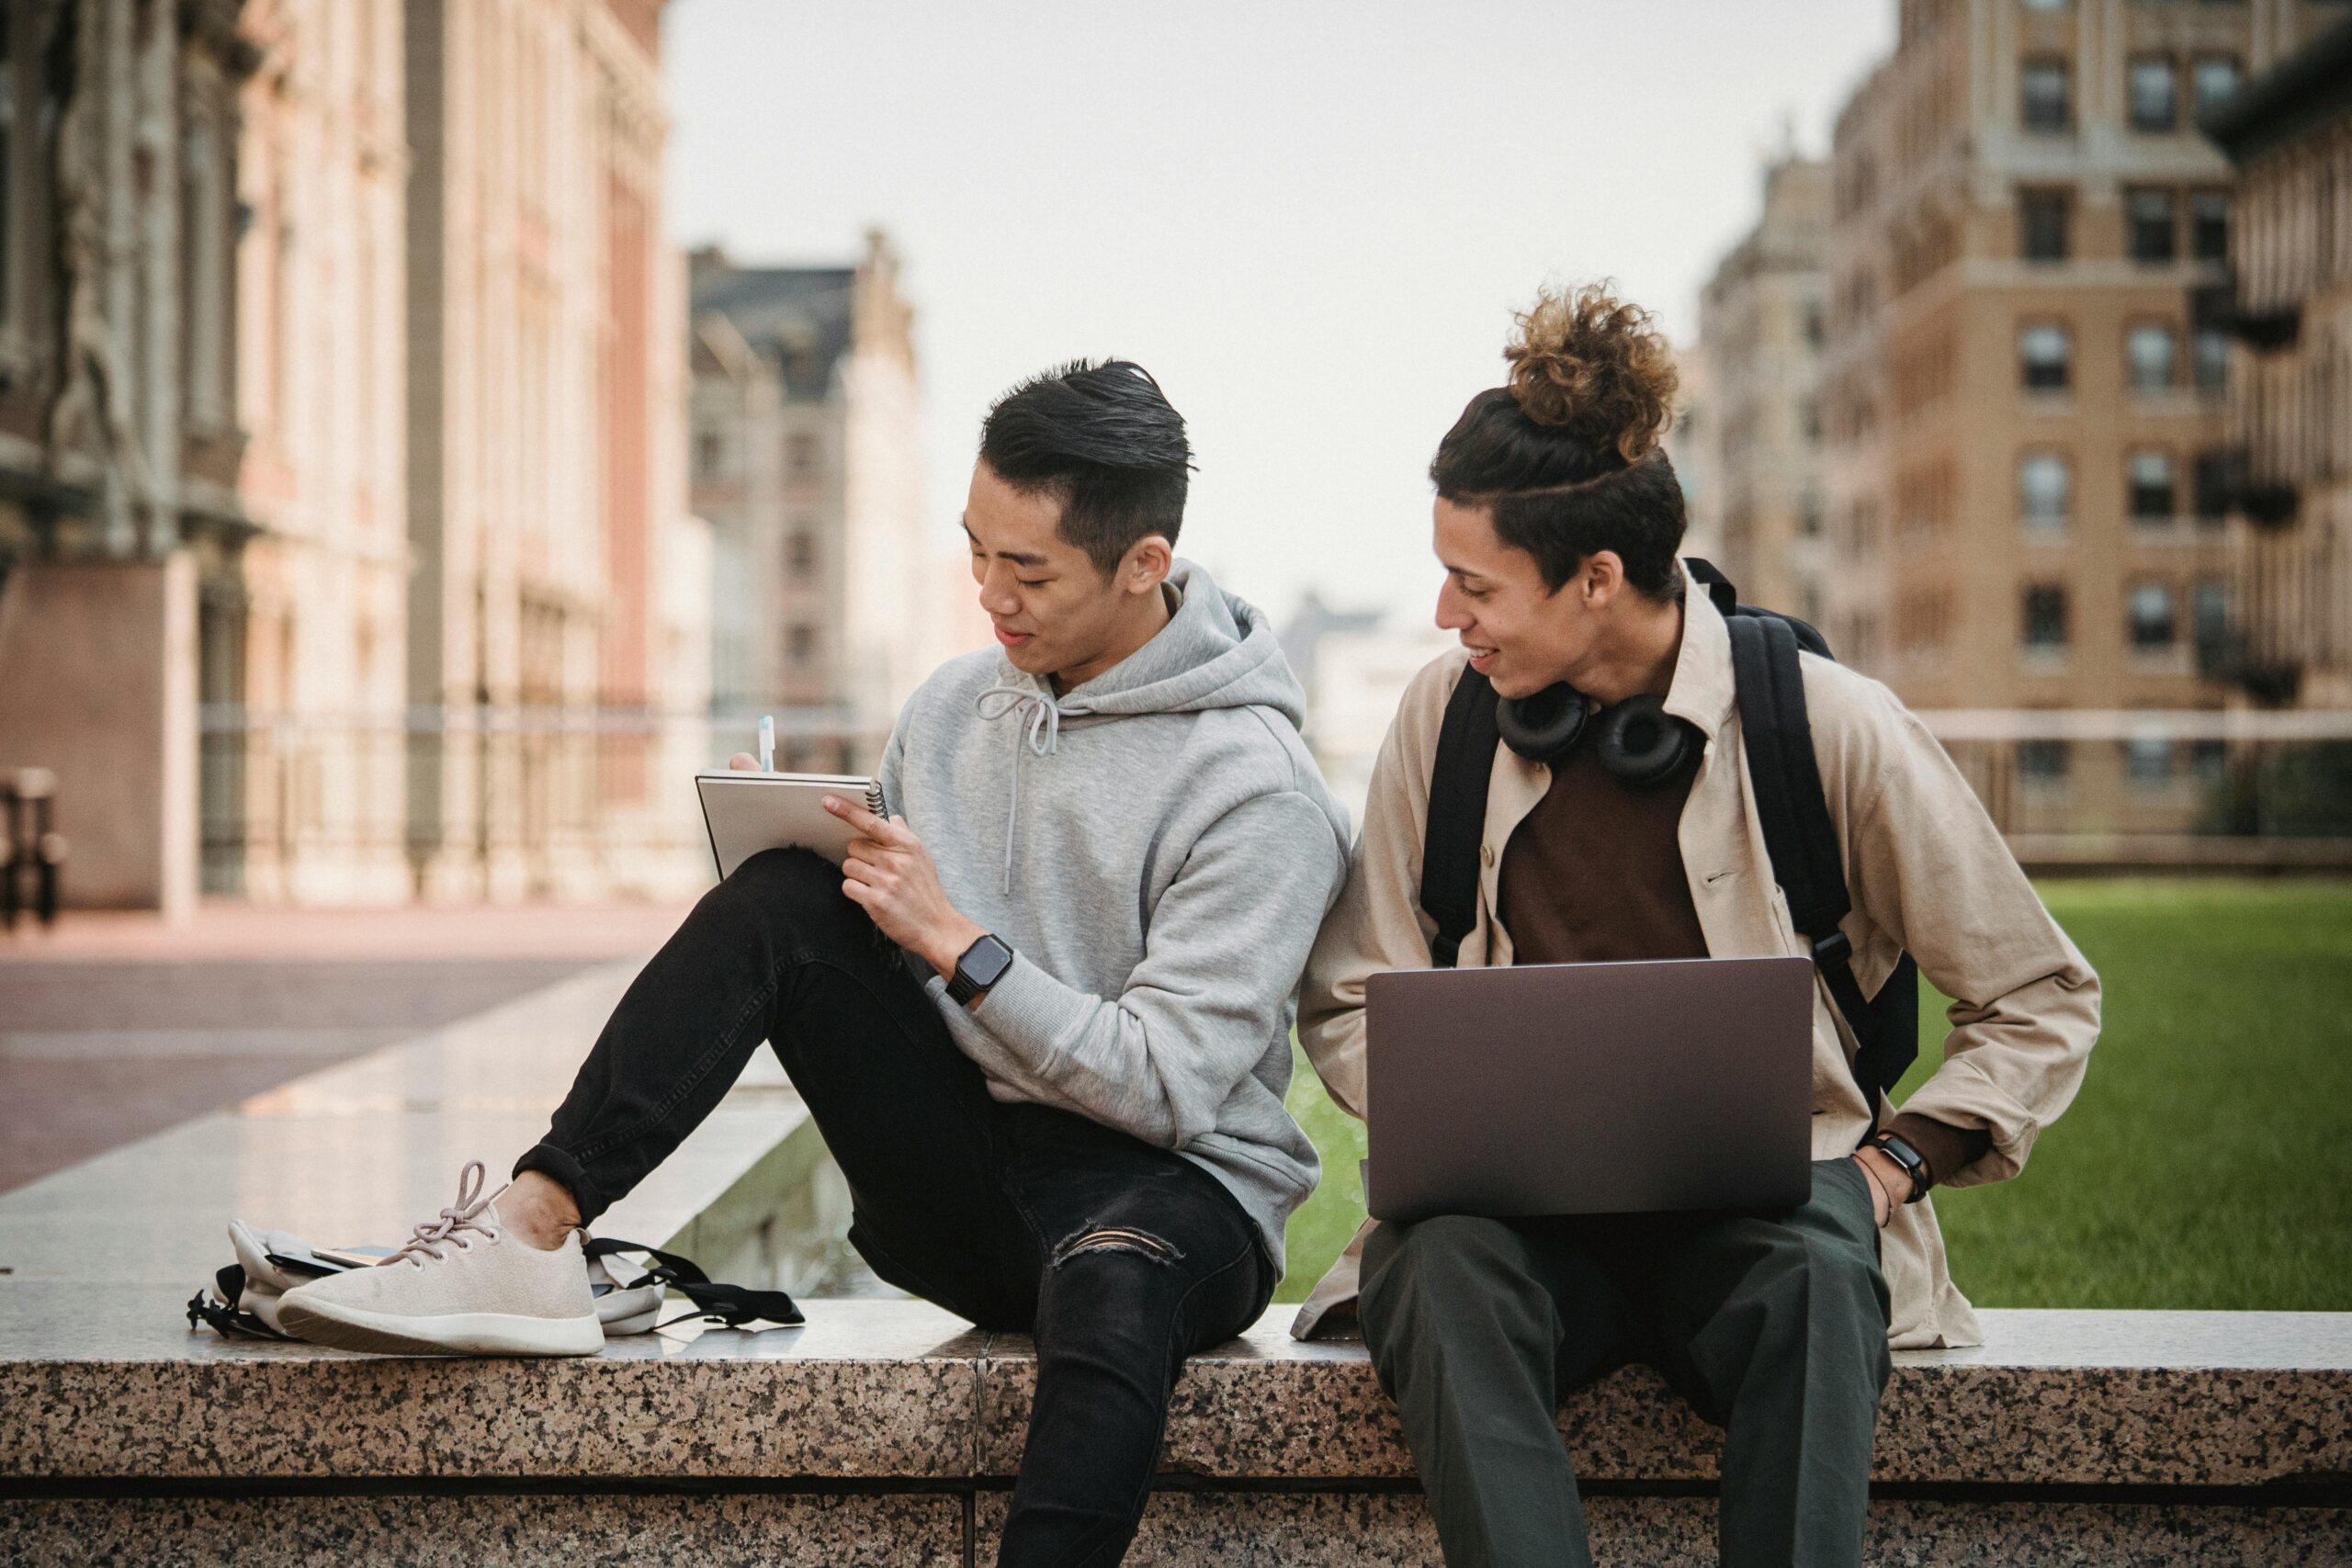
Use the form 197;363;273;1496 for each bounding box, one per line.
277;1161;603;1357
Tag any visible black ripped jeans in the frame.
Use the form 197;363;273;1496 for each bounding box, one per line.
515;848;1273;1568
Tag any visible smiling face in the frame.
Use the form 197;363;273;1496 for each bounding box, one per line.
964;458;1171;688
1432;496;1629;700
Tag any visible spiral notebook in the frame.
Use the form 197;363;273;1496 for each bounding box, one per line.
693;772;887;879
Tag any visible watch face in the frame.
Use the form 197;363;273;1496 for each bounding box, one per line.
963;935;1015;990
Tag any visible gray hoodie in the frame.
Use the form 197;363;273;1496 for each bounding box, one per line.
877;559;1351;1272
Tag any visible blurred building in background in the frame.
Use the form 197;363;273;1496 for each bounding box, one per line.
401;0;702;903
1696;154;1831;622
1669;346;1720;562
2206;17;2352;716
689;235;983;769
0;0;257;919
0;0;738;913
1807;0;2346;851
223;0;409;904
1278;594;1450;826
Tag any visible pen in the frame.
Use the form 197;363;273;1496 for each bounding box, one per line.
758;715;775;773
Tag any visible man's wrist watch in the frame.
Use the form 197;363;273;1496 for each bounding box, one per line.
946;932;1015;1007
1864;1129;1931;1204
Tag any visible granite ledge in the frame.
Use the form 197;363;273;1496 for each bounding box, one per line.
978;1307;2352;1488
5;1290;2346;1493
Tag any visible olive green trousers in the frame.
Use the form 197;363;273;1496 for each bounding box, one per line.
1359;1158;1894;1568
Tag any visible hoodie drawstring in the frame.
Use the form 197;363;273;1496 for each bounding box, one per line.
975;684;1064;893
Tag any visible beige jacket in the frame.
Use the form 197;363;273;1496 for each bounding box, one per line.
1294;566;2100;1350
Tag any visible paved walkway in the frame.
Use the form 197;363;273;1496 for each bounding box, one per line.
0;900;695;1194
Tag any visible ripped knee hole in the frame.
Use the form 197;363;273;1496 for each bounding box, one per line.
1048;1225;1183;1269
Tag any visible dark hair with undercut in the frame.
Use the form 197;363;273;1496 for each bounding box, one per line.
1431;283;1687;598
978;359;1194;575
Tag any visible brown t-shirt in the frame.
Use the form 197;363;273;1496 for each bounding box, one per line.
1496;737;1990;1188
1498;743;1708;966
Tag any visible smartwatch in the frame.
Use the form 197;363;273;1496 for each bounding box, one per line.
1864;1129;1931;1204
946;932;1015;1007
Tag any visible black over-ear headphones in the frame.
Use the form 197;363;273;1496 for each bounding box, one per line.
1494;682;1701;786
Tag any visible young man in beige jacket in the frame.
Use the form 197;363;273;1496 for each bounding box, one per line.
1294;287;2100;1568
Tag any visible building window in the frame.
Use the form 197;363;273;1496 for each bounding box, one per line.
2019;451;2072;533
2192;327;2229;393
1799;490;1825;537
2193;451;2233;525
2020;0;2070;8
787;624;816;665
786;433;820;479
2018;739;2070;786
2129;56;2178;130
2130;582;2177;649
787;528;816;577
1802;300;1826;348
2127;323;2177;394
2129;451;2177;524
2191;56;2242;119
1799;397;1820;444
2193;579;2228;648
2019;188;2070;263
695;431;722;478
2190;192;2230;262
2020;322;2071;391
2022;584;2069;651
2124;737;2174;789
2127;189;2177;262
2189;739;2227;784
2021;58;2071;131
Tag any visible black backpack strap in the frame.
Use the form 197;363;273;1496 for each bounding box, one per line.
585;1236;805;1329
1420;668;1500;968
1725;615;1916;1121
1681;557;1741;617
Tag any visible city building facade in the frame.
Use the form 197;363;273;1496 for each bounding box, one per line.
1697;156;1832;621
0;0;256;915
220;0;410;903
403;0;705;902
690;234;982;769
1820;0;2348;840
2206;16;2352;712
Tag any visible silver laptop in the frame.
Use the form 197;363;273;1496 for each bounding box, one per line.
1363;956;1815;1223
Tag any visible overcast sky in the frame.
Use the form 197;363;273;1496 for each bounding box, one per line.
666;0;1895;627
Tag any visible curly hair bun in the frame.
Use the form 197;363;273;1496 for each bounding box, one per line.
1504;284;1679;464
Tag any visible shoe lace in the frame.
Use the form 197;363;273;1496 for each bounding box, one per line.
388;1159;504;1267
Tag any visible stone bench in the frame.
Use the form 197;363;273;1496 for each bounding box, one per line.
4;1295;2347;1563
3;964;2348;1562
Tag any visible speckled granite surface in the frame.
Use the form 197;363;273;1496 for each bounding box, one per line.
967;1491;2352;1567
2;1294;984;1480
0;1494;967;1566
6;1295;2348;1489
977;1307;2352;1487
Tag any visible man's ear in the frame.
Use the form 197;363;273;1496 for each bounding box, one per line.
1124;535;1174;595
1581;551;1627;609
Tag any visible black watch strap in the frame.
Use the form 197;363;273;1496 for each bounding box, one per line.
946;933;1014;1007
1866;1129;1931;1203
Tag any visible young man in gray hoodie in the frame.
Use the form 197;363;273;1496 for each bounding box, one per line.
278;360;1353;1568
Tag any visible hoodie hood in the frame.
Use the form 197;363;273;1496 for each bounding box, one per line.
984;559;1307;733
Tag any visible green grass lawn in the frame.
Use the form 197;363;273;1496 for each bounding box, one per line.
1276;877;2352;1310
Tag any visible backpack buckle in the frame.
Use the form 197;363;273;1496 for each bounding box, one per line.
1810;930;1853;969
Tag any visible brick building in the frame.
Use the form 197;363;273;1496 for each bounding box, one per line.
1818;0;2348;837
